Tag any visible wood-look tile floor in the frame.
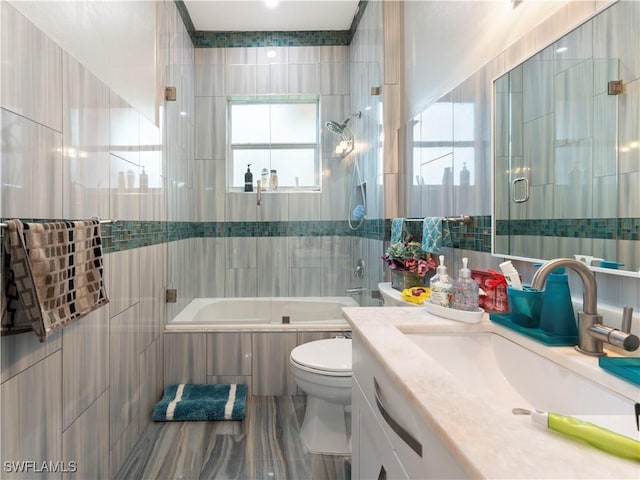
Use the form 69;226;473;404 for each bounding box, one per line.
116;396;351;480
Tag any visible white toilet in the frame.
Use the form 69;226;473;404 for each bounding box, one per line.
289;337;352;455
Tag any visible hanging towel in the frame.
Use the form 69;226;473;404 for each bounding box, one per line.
1;219;109;342
152;383;248;422
421;217;452;254
390;218;405;244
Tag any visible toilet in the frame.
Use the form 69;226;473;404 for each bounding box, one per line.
289;337;352;455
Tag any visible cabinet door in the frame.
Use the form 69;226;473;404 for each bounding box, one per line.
353;380;408;480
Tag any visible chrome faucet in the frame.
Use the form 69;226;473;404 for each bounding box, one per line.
531;258;639;356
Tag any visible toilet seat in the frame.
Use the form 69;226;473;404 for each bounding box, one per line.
290;338;352;376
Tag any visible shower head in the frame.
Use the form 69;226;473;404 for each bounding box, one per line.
324;111;361;137
325;120;347;136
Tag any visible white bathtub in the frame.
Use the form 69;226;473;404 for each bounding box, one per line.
166;297;358;331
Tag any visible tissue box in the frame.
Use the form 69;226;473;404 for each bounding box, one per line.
471;269;510;313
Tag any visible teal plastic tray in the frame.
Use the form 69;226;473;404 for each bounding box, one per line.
599;357;640;387
489;313;578;346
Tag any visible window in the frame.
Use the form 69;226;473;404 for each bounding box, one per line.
229;97;320;191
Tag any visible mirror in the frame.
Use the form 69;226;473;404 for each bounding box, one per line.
493;1;639;275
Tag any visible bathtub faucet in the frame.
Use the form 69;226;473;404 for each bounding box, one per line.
346;287;368;296
531;258;639;356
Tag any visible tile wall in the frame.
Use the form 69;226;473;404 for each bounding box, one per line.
0;1;187;477
166;1;387;316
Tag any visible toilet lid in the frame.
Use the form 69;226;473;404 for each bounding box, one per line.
290;338;352;373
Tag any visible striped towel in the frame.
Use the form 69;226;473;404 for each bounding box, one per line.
1;219;109;342
152;384;248;422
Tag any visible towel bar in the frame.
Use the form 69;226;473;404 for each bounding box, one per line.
0;219;117;229
403;215;472;225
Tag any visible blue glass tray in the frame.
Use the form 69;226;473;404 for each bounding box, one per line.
489;313;578;346
598;357;640;387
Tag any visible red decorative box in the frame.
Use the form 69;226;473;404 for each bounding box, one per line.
471;269;510;313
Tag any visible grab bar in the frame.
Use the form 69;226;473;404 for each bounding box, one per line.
373;377;423;457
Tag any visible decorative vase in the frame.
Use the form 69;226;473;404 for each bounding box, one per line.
391;270;434;291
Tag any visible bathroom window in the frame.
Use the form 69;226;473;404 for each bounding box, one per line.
228;97;320;191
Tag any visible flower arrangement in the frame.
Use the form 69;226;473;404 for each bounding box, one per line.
381;237;437;277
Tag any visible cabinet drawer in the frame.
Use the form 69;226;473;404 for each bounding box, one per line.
353;333;468;479
352;380;409;480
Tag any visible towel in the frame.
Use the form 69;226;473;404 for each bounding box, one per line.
152;383;248;422
390;218;405;243
421;217;452;254
1;219;109;342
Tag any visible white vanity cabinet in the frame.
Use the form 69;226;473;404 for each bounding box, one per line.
352;332;468;480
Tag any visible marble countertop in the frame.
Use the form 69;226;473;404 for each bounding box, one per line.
343;306;640;479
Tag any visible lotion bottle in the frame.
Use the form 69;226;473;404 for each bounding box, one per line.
452;257;479;311
430;255;453;307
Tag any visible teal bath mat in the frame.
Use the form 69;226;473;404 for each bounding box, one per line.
152;383;248;422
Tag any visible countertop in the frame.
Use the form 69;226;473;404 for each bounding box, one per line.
343;306;640;479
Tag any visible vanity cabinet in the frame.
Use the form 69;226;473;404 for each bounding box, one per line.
352;332;468;479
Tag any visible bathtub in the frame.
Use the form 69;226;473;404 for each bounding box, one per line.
166;296;358;331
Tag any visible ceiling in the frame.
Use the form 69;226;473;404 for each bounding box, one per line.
183;0;361;32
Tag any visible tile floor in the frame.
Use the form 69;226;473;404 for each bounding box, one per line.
115;396;351;480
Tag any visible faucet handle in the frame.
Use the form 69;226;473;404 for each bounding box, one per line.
622;306;633;333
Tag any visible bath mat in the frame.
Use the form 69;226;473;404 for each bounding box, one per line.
152;383;248;422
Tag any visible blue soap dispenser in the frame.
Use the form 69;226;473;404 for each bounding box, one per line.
538;267;578;337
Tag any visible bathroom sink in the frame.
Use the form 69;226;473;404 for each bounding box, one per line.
406;332;639;440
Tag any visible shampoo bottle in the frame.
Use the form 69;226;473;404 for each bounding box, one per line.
430;255;453;307
244;165;253;192
452;257;479;311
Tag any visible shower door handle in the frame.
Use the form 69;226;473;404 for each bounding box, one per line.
256;180;262;206
512;177;529;203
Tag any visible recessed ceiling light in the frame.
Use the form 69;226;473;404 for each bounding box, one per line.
265;0;279;8
556;47;568;53
266;50;277;58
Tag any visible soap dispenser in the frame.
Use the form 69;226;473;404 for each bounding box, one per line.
244;164;253;192
538;267;578;337
430;255;453;307
452;257;479;311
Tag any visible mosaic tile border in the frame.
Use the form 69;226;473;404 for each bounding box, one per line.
4;216;635;255
192;30;351;48
175;0;367;48
495;218;640;241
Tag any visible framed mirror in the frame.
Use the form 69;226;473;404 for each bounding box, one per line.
493;1;639;277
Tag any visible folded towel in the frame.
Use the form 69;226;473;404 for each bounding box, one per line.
152;383;248;422
390;218;405;243
421;217;452;254
1;219;109;342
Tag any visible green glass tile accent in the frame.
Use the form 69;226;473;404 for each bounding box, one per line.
5;215;633;255
192;30;351;48
175;1;367;48
496;218;633;241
